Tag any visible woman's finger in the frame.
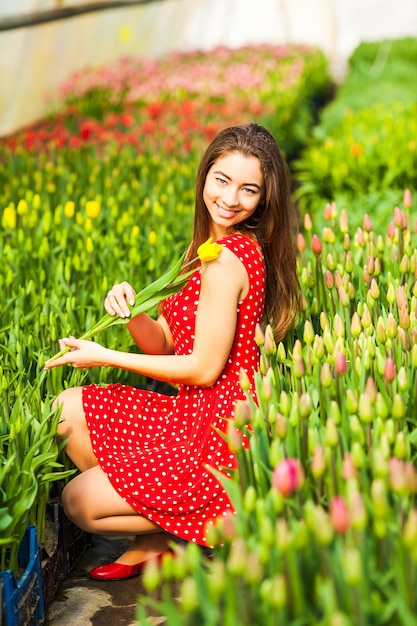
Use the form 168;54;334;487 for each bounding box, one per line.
104;283;135;317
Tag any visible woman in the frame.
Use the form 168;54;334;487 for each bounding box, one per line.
45;123;301;580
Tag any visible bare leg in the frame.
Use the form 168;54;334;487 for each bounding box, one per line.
53;387;98;472
62;465;171;564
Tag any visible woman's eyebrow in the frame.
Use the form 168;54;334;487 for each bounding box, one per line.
213;170;262;189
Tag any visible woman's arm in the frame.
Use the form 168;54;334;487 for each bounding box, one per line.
45;248;249;386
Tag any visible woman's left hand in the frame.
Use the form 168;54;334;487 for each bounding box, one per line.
44;336;110;369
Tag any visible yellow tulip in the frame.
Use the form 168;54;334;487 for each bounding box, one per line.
17;199;28;215
197;237;223;262
64;201;75;218
148;230;157;245
85;200;100;219
3;205;16;229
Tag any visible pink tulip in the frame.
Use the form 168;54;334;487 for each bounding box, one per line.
383;357;396;382
342;452;357;480
363;214;372;232
335;351;348;375
297;232;306;251
272;458;304;497
330;496;350;534
403;188;412;209
312;234;322;256
387;221;396;239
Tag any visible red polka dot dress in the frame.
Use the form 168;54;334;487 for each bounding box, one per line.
82;233;265;546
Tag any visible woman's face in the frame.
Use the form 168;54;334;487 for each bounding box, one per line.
203;151;264;239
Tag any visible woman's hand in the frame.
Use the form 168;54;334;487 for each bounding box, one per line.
104;282;136;318
44;337;111;369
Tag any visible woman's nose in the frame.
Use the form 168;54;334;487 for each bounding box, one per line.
222;186;239;206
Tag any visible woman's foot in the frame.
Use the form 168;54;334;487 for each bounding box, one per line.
88;532;171;581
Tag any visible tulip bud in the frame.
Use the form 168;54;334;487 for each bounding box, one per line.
375;393;389;419
323;226;336;244
340;209;349;233
312;234;322;256
402;509;417;548
389;457;408;494
393;431;408;459
263;324;276;356
277;342;286;362
358;393;373;423
324;202;333;220
345;389;358;414
227;420;243;452
330;496;350;534
272;458;305;497
351;312;362;338
311;444;326;478
320;362;333;388
335;351;347;375
325;270;335;289
303;320;315;345
311;506;334;545
397;285;408;310
405;462;417;493
299;392;312;419
239;368;251;392
279;391;291;416
293;356;305;379
369;278;380;300
383;357;396;382
275;412;288;439
376;317;387;344
325;418;339;448
399;305;410;330
348;493;367;533
297;232;306;251
386;313;398;339
234;399;252;427
326;253;335;271
351;441;366;468
340;453;355;482
255;323;265;346
403;188;412;209
392;393;405;419
397;366;408;392
304;213;313;231
361;305;372;329
338;285;350;308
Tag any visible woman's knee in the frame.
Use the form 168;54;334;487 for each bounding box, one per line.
53;387;84;436
62;479;93;532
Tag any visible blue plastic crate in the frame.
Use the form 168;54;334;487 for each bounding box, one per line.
0;526;45;626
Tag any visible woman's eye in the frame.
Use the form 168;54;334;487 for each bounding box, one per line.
244;187;256;194
216;177;227;185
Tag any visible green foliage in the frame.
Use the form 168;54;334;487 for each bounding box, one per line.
294;37;417;226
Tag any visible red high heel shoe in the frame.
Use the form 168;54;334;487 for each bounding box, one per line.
89;550;171;581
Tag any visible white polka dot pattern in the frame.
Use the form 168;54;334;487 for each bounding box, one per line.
82;233;266;546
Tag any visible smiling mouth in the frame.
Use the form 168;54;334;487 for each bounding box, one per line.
216;203;238;218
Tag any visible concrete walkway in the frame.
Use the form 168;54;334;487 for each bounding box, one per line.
45;536;173;626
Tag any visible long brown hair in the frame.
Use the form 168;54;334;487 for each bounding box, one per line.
188;123;301;342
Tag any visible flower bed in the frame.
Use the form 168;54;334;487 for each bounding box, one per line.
0;43;331;580
138;194;417;625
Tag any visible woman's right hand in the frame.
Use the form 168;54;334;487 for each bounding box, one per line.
104;282;136;318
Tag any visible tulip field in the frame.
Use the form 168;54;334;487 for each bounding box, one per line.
1;39;417;625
